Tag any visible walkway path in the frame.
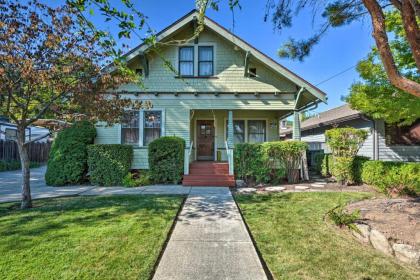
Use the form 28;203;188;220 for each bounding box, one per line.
153;187;267;280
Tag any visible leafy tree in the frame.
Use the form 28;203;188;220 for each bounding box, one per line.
347;11;420;125
263;0;420;98
0;1;144;208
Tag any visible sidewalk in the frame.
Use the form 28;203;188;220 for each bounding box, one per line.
153;187;267;280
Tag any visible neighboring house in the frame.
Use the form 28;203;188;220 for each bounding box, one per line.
283;104;420;162
0;117;50;143
95;10;327;185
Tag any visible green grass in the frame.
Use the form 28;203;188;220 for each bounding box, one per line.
0;195;184;280
235;192;420;280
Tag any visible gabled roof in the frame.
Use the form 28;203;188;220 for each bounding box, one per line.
124;9;327;103
283;104;363;135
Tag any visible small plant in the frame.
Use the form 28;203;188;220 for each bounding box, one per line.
327;204;361;232
122;172;151;187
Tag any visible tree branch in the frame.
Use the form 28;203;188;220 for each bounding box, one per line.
362;0;420;97
400;0;420;71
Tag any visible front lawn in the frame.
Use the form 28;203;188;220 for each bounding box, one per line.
235;192;420;280
0;195;183;280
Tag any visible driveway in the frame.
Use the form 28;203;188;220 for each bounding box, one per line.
0;166;191;203
0;166;94;203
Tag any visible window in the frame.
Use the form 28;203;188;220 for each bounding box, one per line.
248;120;266;143
226;120;245;144
280;120;288;129
121;111;139;145
5;128;17;141
135;68;143;76
179;46;194;76
385;120;420;146
249;67;257;78
198;46;213;76
143;111;162;145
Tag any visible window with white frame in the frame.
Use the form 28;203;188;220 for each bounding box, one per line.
143;111;162;145
248;120;266;143
225;120;245;144
198;46;214;76
121;111;139;145
179;46;194;76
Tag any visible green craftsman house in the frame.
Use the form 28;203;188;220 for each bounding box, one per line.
95;10;327;186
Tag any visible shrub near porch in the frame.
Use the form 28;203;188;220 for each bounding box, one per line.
234;141;307;185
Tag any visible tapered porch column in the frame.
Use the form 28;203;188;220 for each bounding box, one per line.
227;110;234;148
292;110;301;140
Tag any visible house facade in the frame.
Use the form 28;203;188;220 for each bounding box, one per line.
283;104;420;163
94;10;327;180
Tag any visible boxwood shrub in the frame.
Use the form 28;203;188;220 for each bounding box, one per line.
321;154;369;184
87;144;133;186
234;143;271;184
362;161;420;195
0;160;40;172
45;121;96;186
148;136;185;184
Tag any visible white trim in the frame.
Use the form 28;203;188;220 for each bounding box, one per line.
223;117;269;143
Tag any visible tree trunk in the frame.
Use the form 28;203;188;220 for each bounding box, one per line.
363;0;420;98
16;125;32;209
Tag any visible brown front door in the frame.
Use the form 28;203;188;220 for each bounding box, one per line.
197;120;214;161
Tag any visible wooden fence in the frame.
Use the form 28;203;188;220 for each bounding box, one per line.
0;140;51;163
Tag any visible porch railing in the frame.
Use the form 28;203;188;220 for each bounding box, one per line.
184;141;193;175
225;141;234;175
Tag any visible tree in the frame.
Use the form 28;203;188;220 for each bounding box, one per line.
0;0;144;209
264;0;420;98
347;11;420;125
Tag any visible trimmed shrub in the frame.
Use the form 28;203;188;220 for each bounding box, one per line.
87;144;133;186
264;141;307;183
321;154;333;177
148;136;185;184
325;127;368;185
234;143;271;184
322;154;369;184
45;121;96;186
362;161;420;195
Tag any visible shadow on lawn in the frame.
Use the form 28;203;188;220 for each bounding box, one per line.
0;195;184;250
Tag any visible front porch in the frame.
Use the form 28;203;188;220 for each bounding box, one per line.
182;109;303;186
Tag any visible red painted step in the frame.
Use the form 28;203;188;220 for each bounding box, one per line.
183;161;235;187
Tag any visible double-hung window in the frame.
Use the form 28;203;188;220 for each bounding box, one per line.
226;120;245;144
143;111;162;146
248;120;266;143
198;46;214;76
121;111;139;145
179;46;194;76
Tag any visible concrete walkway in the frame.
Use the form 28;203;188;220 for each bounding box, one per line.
153;187;267;280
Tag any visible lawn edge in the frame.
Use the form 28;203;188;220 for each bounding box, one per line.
232;191;274;280
149;195;187;280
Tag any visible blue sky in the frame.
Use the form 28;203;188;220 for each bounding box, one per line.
83;0;375;113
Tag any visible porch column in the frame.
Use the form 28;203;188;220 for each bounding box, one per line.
227;110;234;148
292;110;301;140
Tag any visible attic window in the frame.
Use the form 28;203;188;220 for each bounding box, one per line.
135;68;143;76
249;67;257;78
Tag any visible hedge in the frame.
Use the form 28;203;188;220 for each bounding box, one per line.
234;141;306;184
148;136;185;184
87;144;133;186
45;121;96;186
0;160;40;172
361;161;420;195
321;155;419;195
320;154;369;184
234;143;271;184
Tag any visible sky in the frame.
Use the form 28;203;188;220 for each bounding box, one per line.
82;0;375;114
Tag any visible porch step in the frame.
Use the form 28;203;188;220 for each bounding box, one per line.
183;161;235;187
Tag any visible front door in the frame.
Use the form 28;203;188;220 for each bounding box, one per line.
197;120;214;160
